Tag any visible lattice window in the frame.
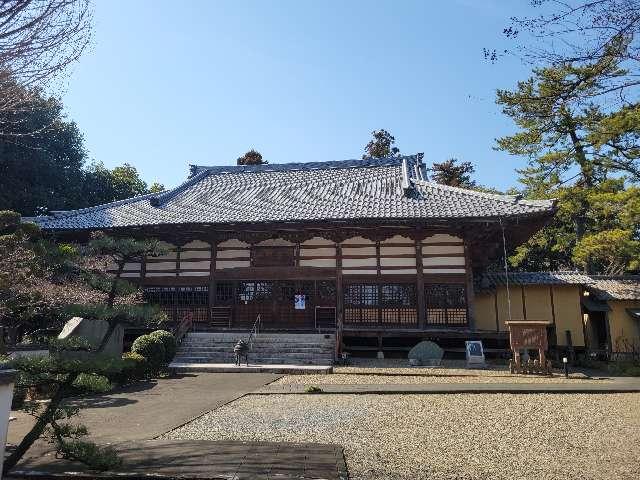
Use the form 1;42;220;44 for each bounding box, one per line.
176;286;209;323
381;284;416;307
345;284;379;306
215;282;234;304
317;280;336;299
425;284;467;325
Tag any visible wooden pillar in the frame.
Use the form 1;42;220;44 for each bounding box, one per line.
494;292;499;332
208;241;217;312
335;242;344;359
415;236;426;329
464;241;476;330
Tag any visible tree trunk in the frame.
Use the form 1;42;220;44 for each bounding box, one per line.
3;373;78;474
567;125;594;273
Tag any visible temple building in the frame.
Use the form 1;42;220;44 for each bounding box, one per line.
32;155;639;358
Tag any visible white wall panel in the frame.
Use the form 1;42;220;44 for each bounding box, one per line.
422;256;466;266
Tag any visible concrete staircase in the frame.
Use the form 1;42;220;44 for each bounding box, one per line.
172;332;336;366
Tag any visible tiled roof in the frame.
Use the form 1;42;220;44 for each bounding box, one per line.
477;271;592;290
30;155;555;231
477;272;640;301
586;276;640;301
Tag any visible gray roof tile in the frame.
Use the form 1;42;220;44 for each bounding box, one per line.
31;155;555;231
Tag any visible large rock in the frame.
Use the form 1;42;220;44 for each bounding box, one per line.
408;341;444;366
57;317;124;359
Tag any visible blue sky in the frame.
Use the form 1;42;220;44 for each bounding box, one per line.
61;0;538;191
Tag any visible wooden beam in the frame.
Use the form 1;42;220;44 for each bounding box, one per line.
415;237;426;329
336;243;344;359
464;242;476;330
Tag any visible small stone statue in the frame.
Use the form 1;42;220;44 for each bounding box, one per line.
233;339;249;366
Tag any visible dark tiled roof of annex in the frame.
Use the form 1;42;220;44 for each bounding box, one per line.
477;271;640;301
30;155;555;231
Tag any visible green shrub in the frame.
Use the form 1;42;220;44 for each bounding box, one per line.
58;439;121;471
72;374;113;394
608;361;640;377
116;352;149;383
304;385;323;394
131;334;165;372
149;330;177;363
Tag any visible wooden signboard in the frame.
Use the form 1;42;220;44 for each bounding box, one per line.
505;320;552;375
251;246;295;267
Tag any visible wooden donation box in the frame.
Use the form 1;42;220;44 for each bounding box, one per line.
505;320;552;375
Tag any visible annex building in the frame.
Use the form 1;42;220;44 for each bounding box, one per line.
33;155;640;358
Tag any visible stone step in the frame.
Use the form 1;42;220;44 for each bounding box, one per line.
174;357;333;365
175;352;335;361
179;345;333;352
180;341;334;348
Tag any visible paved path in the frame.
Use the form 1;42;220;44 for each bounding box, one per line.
9;440;348;480
255;378;640;395
9;373;280;445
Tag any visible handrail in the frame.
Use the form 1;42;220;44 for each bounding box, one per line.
246;313;261;350
174;312;193;345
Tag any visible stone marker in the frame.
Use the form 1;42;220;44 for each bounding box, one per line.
408;341;443;366
57;317;124;359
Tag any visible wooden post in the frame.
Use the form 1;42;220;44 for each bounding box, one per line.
464;242;476;330
565;330;575;364
208;241;217;321
415;236;426;329
335;243;344;359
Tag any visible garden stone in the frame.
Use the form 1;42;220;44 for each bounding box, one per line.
408;341;443;366
57;317;124;360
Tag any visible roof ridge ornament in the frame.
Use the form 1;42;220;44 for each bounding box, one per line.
401;157;413;197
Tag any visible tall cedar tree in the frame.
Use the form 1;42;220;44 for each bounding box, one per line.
363;129;401;159
237;149;267;165
430;159;477;188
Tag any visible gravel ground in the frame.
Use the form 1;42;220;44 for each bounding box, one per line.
163;393;640;480
274;373;605;385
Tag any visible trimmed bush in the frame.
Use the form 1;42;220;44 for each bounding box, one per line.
114;352;149;384
72;374;113;394
149;330;177;363
131;334;165;372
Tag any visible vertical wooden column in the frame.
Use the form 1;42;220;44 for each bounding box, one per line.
464;241;476;331
335;242;344;359
415;236;426;329
208;241;217;314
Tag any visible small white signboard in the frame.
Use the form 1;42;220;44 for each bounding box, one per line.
294;294;306;310
465;340;486;367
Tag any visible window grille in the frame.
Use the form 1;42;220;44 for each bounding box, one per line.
425;284;467;325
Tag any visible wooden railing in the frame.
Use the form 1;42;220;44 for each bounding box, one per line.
174;312;193;345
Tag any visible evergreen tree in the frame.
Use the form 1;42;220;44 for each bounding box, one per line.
237;149;267;165
363;129;401;159
430;158;476;188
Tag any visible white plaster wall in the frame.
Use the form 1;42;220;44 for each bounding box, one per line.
216;249;250;259
381;235;413;244
179;260;210;270
341;236;374;245
380;246;415;255
422;234;463;244
380;257;416;267
423;268;466;274
180;250;211;259
256;238;295;246
301;237;335;246
422;245;465;255
299;247;336;257
216;260;251;269
217;239;250;248
342;246;377;256
343;269;377;275
422;256;466;266
146;261;177;271
299;258;337;267
342;258;377;267
381;269;417;274
0;380;16;476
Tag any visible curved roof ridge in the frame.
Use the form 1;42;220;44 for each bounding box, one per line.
29;190;161;222
191;155;417;176
414;179;555;208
